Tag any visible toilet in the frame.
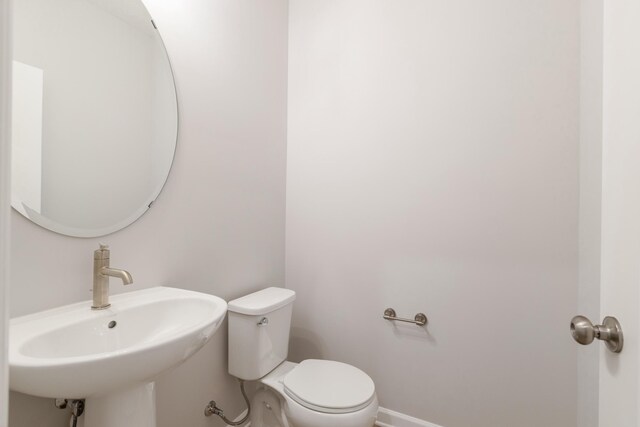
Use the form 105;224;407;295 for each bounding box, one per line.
228;287;378;427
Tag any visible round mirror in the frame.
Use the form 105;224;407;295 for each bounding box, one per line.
11;0;178;237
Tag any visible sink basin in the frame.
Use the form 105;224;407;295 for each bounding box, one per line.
10;287;227;399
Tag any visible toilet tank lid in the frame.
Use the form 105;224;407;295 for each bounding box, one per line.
228;287;296;315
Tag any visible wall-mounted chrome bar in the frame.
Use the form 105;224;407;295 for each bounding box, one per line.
383;308;427;326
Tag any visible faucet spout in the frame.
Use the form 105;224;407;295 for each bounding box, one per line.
92;244;134;310
100;267;133;285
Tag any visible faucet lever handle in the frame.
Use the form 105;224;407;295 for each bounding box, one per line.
99;243;109;250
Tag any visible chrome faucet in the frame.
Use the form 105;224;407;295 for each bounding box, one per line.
92;244;133;309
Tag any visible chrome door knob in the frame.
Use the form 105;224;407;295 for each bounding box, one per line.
570;315;596;345
570;315;623;353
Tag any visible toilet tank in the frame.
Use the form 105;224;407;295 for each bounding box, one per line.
228;287;296;380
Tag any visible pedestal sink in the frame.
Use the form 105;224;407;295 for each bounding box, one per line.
9;287;227;427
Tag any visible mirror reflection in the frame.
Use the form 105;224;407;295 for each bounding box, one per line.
11;0;178;237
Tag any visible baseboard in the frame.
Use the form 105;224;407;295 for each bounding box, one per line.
375;407;443;427
241;406;440;427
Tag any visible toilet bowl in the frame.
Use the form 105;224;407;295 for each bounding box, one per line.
227;288;378;427
251;360;378;427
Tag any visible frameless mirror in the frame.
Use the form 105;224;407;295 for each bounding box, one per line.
11;0;178;237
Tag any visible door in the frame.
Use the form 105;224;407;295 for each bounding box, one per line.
575;0;639;425
599;0;640;424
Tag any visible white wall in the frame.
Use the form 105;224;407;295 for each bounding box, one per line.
8;1;288;426
0;0;11;425
286;1;579;426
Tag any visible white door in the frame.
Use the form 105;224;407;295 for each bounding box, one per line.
598;0;640;424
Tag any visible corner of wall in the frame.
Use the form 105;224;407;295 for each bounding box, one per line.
0;0;12;425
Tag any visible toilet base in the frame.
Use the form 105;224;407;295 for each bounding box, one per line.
251;387;291;427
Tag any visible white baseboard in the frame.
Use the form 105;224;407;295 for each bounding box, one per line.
242;406;440;427
375;407;443;427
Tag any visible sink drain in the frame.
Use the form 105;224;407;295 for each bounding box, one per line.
108;321;117;329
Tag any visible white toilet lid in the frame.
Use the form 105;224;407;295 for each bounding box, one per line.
283;359;376;414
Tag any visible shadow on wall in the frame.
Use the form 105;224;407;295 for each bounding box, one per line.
386;322;436;344
288;327;326;362
9;391;69;426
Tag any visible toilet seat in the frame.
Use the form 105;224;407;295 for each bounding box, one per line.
283;359;376;414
